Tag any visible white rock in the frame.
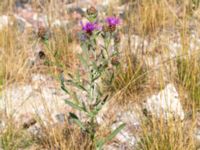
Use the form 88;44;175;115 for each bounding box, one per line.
0;83;70;125
168;42;181;57
116;110;140;130
0;15;8;30
13;14;32;28
97;100;140;149
31;74;47;82
144;84;185;120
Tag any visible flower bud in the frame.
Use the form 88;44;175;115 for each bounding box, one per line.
103;24;116;33
109;25;116;32
114;33;121;43
87;6;97;16
38;26;47;40
102;25;109;32
111;57;120;66
105;16;120;32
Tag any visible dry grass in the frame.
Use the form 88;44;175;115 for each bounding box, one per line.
0;23;30;89
0;117;33;150
111;52;147;104
137;116;196;150
123;0;177;36
34;122;94;150
42;26;78;77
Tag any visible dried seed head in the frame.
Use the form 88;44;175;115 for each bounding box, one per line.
106;17;120;26
103;25;116;33
38;51;46;59
38;26;47;39
87;6;97;16
109;25;116;32
105;16;120;32
111;57;120;66
102;25;109;32
114;33;121;43
23;118;37;129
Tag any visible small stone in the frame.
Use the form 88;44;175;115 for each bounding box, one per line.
31;74;46;82
55;113;66;123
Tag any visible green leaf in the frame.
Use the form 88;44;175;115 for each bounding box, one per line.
80;42;90;60
61;85;69;94
71;91;80;104
67;73;73;79
86;14;97;23
94;94;109;112
60;75;69;94
76;70;81;83
105;123;125;142
66;80;87;92
93;98;109;116
65;99;87;113
81;101;87;112
96;84;103;97
92;74;101;82
78;54;89;69
96;139;105;150
69;112;86;130
96;123;126;150
44;39;49;45
75;82;87;91
109;71;114;84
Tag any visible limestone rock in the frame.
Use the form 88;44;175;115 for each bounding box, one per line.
0;15;8;30
0;74;70;126
143;84;185;120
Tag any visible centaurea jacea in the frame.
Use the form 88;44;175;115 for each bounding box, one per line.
105;16;120;32
81;21;100;35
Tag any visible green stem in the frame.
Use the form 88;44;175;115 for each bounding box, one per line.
104;33;112;59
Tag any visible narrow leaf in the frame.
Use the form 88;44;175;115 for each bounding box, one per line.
96;123;125;150
105;123;125;142
60;74;69;94
69;112;86;130
65;99;86;112
78;54;88;69
61;85;69;94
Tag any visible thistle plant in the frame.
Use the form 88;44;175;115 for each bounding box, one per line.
61;7;125;150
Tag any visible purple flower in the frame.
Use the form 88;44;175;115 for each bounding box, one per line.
81;21;100;34
106;17;120;27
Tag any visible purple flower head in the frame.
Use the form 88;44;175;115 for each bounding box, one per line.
81;21;100;34
106;16;120;27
